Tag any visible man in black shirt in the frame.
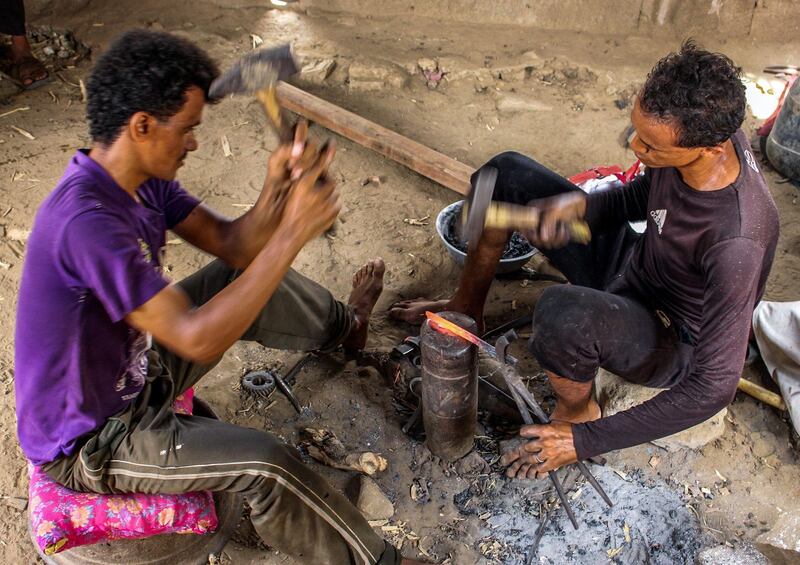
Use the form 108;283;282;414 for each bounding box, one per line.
390;41;779;477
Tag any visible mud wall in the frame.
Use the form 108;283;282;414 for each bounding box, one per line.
315;0;799;41
23;0;800;41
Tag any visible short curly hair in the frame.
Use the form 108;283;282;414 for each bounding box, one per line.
86;30;219;145
639;40;745;148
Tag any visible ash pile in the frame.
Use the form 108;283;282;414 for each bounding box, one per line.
454;464;706;564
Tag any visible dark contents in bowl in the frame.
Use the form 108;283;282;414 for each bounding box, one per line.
442;203;535;260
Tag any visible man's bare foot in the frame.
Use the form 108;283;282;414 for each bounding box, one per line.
388;297;450;324
342;258;385;350
550;397;602;424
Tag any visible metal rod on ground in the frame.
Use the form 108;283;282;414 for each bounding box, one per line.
507;376;614;508
527;468;579;564
503;368;579;530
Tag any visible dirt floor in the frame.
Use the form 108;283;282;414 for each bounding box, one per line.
1;2;800;563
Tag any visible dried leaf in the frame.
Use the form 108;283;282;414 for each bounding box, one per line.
714;469;727;482
250;34;264;49
221;135;232;157
79;79;87;102
403;215;430;226
10;125;35;140
607;547;622;558
368;519;389;527
623;523;631;543
648;455;660;469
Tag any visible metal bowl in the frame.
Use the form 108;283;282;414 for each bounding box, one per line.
435;200;537;274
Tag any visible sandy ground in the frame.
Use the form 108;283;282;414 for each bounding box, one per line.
1;2;800;563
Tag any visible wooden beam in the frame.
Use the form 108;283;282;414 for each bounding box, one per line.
277;83;474;196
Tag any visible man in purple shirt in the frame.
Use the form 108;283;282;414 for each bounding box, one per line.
15;30;424;565
390;42;778;478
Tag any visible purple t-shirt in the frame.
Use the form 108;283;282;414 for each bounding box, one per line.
15;150;199;464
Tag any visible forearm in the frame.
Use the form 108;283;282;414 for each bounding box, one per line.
572;375;735;459
216;197;283;268
166;224;303;362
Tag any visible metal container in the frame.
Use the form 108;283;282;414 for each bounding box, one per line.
420;311;478;461
766;78;800;180
435;201;537;274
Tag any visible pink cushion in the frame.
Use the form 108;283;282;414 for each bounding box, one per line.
28;390;219;555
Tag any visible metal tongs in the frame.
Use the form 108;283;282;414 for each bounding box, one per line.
493;330;613;536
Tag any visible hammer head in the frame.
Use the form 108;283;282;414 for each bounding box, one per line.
460;166;498;247
209;43;299;100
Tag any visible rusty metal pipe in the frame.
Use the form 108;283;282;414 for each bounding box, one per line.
420;311;479;461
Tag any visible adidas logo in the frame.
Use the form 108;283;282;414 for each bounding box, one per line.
650;209;667;234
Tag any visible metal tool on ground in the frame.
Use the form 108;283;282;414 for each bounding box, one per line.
460;166;591;248
241;354;312;415
209;44;299;142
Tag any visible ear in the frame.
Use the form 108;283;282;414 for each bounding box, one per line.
128;111;156;142
699;144;726;158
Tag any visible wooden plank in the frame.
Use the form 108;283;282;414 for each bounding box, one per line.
277;83;474;195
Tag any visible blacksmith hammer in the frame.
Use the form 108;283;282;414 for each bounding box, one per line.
460;166;592;247
209;44;299;142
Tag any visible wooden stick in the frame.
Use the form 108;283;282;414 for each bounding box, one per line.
738;378;786;411
277;82;474;195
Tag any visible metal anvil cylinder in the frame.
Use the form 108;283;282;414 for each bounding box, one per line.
420;311;478;461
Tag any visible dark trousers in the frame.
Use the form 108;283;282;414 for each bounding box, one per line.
43;261;400;565
0;0;26;36
483;151;694;388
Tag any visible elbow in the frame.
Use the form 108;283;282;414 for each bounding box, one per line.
174;327;224;365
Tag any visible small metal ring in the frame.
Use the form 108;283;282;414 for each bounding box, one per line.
242;370;276;396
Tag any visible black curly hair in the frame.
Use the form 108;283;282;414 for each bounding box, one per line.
639;40;746;148
86;29;219;146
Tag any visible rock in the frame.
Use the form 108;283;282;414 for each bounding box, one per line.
300;59;336;85
348;59;408;92
495;94;553;115
2;496;28;511
348;476;394;520
455;451;490;476
417;58;438;74
595;369;727;451
697;544;768;565
751;431;777;458
756;511;800;564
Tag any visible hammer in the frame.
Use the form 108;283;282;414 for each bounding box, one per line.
461;166;592;247
209;43;299;142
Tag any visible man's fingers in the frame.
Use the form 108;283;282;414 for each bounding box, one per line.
289;119;309;165
520;424;543;438
500;448;521;467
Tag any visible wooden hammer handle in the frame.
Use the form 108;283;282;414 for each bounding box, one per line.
485;203;591;244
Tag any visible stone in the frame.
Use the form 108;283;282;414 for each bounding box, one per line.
756;511;800;564
348;59;408;92
300;59;336;85
751;431;777;458
595;369;727;451
495;94;553;115
455;451;490;476
348;476;394;520
697;544;768;565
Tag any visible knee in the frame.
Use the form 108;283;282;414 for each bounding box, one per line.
472;151;552;204
530;286;598;356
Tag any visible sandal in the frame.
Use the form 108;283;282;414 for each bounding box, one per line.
4;55;50;89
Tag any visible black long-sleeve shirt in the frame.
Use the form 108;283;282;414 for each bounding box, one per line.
573;130;779;459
